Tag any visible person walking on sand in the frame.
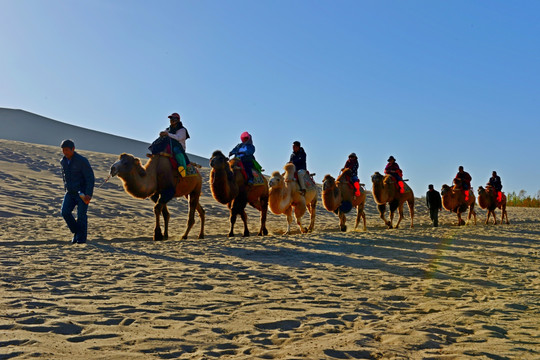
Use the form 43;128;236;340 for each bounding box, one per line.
60;139;95;244
426;184;442;227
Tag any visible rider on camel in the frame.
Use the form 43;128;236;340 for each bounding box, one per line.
342;153;361;197
488;170;503;202
454;166;472;201
230;132;256;185
290;140;308;195
159;112;190;177
384;156;405;194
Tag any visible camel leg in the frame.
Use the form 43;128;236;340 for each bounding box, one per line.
394;205;404;229
485;210;491;225
153;202;164;241
284;207;293;235
457;211;464;226
339;210;347;232
180;194;198;240
196;203;205;239
229;196;248;237
228;209;237;237
307;201;316;233
470;205;477;225
502;205;509;224
378;204;392;229
362;211;367;231
294;202;307;233
162;205;170;240
257;196;269;236
240;209;250;237
354;206;360;230
408;199;415;228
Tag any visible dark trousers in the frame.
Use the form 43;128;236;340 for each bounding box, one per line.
61;192;89;242
429;208;439;227
242;159;254;181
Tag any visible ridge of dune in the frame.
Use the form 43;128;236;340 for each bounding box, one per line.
0;107;209;166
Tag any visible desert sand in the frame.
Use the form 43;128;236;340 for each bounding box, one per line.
0;138;539;359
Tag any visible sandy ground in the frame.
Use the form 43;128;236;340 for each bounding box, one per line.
0;139;539;359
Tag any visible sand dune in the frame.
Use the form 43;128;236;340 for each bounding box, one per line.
0;138;539;359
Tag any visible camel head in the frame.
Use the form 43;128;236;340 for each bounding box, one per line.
110;153;145;178
209;150;228;170
322;174;336;191
441;184;452;196
477;186;486;195
371;171;384;185
269;171;284;188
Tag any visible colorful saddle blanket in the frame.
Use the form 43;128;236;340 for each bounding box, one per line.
301;171;316;189
251;169;266;186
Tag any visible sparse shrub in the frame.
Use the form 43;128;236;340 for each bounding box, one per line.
507;190;540;207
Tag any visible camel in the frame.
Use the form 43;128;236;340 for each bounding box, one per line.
440;179;476;225
371;172;414;229
322;168;366;231
268;163;317;234
110;153;205;240
477;186;509;225
209;150;269;237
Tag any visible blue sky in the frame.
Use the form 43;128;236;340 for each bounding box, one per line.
1;0;539;197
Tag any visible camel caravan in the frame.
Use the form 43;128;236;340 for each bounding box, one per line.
108;120;509;239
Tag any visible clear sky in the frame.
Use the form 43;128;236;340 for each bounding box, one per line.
1;0;539;197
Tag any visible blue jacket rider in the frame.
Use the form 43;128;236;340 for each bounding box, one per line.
230;132;256;184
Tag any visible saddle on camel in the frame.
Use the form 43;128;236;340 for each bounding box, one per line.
452;178;472;202
340;168;363;197
384;156;406;194
229;157;266;186
148;136;194;177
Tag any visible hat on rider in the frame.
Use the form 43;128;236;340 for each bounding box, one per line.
293;141;301;147
349;153;357;158
60;139;75;149
388;156;396;162
240;131;251;142
168;113;180;120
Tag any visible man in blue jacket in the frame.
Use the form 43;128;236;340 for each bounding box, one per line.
60;139;95;244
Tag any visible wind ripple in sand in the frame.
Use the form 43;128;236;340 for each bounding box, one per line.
0;140;539;359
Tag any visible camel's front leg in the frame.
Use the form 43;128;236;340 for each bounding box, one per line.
153;203;164;241
378;204;392;229
228;210;237;237
284;207;293;235
307;202;316;232
457;211;465;226
339;210;347;232
162;205;170;240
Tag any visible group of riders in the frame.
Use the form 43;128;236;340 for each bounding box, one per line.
153;112;504;201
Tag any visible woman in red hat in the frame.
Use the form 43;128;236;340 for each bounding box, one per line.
229;132;256;185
